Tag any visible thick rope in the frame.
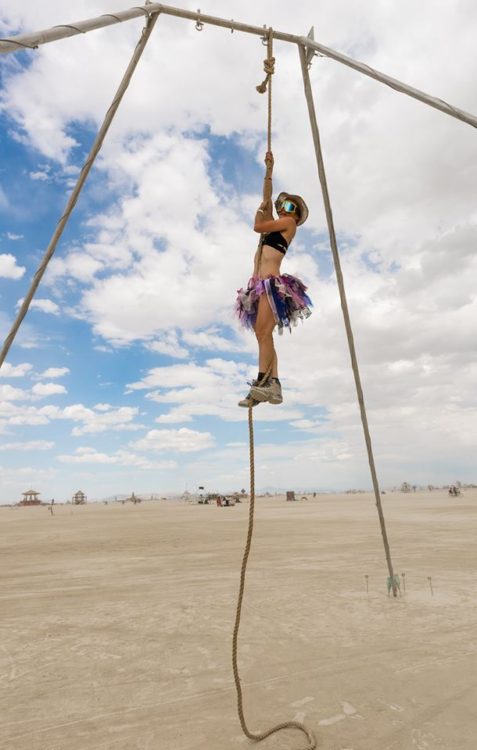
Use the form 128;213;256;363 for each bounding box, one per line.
231;30;317;750
297;44;398;595
0;11;160;370
255;30;275;155
252;28;274;289
231;407;317;750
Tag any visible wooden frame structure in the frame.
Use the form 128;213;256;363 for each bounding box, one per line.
1;3;476;590
2;7;476;746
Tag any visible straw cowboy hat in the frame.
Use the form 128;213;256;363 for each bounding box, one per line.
275;192;309;226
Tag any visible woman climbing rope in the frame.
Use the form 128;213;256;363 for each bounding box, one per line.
236;151;312;407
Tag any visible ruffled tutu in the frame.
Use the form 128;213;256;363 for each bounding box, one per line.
236;273;312;334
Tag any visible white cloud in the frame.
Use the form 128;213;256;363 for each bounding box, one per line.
29;170;49;181
0;440;54;451
0;384;28;402
63;164;80;175
62;403;142;436
31;382;67;398
57;447;117;465
182;328;242;352
0;403;55;422
5;412;50;426
130;427;215;453
6;232;24;240
0;362;32;378
15;298;61;315
127;358;305;424
46;252;105;284
30;298;61;315
92;403;114;412
39;367;70;378
61;133;253;345
0;253;25;279
145;332;189;359
290;419;322;430
0;397;144;437
57;445;177;470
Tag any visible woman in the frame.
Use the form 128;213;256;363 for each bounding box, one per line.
236;151;312;408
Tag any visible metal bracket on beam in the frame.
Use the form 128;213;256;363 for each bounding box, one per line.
304;26;317;68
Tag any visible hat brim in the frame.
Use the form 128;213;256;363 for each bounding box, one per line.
275;192;309;226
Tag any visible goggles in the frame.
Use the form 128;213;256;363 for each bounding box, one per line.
279;199;298;214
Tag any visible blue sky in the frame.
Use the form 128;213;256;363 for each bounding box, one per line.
1;0;477;504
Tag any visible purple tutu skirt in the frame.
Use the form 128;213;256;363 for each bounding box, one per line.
235;273;312;334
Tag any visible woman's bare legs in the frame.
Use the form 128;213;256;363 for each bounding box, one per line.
254;293;278;379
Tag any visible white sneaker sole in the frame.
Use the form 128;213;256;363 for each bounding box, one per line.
250;386;283;404
238;398;259;408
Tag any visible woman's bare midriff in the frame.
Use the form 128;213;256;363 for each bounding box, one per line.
258;244;284;279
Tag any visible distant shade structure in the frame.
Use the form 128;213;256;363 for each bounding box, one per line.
72;490;87;505
18;489;41;506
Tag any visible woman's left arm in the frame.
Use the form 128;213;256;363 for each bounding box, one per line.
254;151;274;226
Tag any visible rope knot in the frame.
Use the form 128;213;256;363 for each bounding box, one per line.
263;56;275;76
256;55;275;94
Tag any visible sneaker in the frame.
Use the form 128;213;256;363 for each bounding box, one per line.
238;392;260;408
238;380;260;408
250;379;283;405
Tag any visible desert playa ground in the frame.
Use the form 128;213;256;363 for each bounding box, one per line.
1;489;477;750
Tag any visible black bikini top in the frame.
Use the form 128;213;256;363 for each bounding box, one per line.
261;230;289;255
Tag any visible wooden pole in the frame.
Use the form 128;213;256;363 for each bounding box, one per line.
0;13;160;369
298;42;398;596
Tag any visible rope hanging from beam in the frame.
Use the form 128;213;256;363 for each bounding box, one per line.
231;29;317;750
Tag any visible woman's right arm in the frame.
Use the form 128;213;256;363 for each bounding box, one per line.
252;152;275;275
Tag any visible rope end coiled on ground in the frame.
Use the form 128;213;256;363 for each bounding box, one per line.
231;404;317;750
